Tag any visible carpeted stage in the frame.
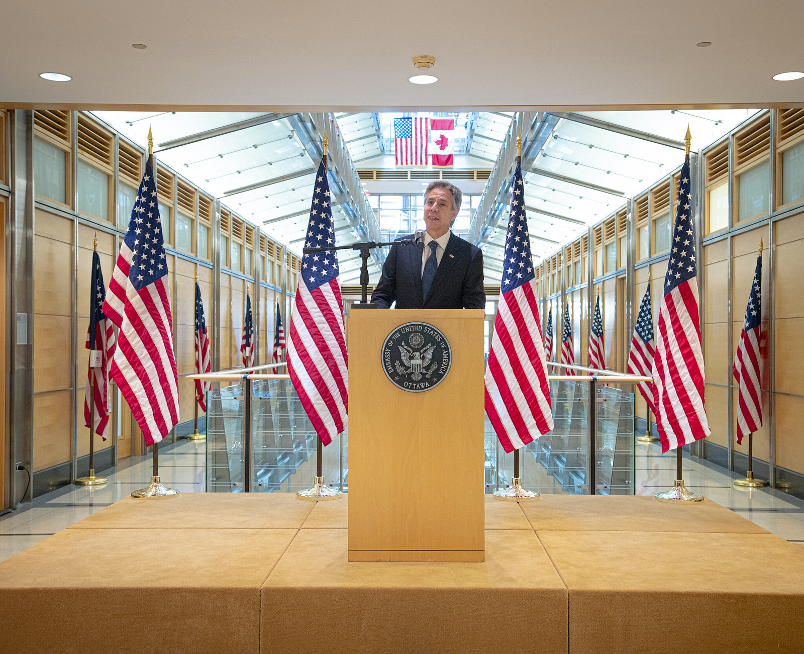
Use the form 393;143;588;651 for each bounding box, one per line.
1;494;803;653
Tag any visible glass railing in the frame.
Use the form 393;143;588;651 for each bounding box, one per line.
485;380;635;495
202;368;637;495
206;378;347;493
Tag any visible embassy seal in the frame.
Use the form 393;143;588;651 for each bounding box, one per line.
381;322;452;392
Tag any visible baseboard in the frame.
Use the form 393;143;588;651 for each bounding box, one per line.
32;447;115;498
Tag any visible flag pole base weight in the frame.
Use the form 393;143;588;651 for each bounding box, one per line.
636;435;660;443
493;478;539;502
655;479;703;503
75;469;107;486
734;472;768;488
186;430;206;441
295;477;343;501
131;476;179;499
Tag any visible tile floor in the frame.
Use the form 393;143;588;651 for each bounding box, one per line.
2;438;803;562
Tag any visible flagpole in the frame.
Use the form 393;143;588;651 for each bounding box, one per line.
188;268;205;441
131;127;178;499
655;127;702;503
297;125;343;502
76;235;108;487
637;269;659;444
735;240;767;488
495;119;539;502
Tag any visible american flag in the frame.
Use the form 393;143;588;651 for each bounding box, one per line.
484;160;553;453
733;253;763;443
272;302;285;363
561;304;575;375
103;159;179;446
651;154;710;453
194;281;211;412
627;284;657;414
287;159;348;446
394;117;428;166
83;250;115;440
241;293;254;368
588;294;606;372
545;308;553;361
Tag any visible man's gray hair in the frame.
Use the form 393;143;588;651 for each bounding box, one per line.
424;180;462;213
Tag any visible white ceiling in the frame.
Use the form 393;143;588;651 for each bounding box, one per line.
2;0;803;109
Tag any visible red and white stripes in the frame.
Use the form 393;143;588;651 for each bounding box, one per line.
287;279;348;446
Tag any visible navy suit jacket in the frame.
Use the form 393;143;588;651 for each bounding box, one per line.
371;233;485;309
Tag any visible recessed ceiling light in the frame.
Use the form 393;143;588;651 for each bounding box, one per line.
132;43;147;50
409;75;438;85
773;71;804;81
696;41;712;47
39;72;71;82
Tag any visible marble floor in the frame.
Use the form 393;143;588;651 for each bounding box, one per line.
2;438;803;562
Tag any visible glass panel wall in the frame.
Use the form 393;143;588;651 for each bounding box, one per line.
77;160;109;221
176;213;192;252
654;213;670;253
738;160;770;221
197;222;210;259
33;138;67;204
708;182;729;232
118;183;137;228
782;142;804;206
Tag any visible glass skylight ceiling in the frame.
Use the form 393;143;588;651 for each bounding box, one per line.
476;109;760;281
93;108;760;286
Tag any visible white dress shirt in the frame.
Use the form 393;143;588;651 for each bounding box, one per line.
421;231;451;276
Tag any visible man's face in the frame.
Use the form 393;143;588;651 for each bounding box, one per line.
423;187;458;238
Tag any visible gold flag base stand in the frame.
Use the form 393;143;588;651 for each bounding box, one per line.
131;476;179;499
655;479;703;503
636;435;660;444
186;429;206;441
296;476;343;501
494;478;540;502
75;469;107;486
734;471;768;488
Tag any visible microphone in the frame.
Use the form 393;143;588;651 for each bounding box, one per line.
397;230;425;250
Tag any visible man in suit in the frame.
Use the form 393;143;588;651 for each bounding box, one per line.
371;181;485;309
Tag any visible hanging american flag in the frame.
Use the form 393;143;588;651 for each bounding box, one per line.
194;281;211;412
651;153;710;453
545;308;554;361
627;284;657;414
733;252;763;443
561;304;576;375
241;293;254;368
287;159;348;446
272;302;285;363
83;250;115;440
394;117;428;166
103;159;179;446
588;294;606;372
485;160;553;453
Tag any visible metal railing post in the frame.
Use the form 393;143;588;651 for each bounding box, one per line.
243;375;252;493
589;376;597;495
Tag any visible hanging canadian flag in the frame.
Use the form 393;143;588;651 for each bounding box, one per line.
430;118;455;167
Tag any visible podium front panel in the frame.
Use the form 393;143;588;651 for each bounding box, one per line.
347;309;485;561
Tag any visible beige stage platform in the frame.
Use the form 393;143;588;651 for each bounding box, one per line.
1;494;803;654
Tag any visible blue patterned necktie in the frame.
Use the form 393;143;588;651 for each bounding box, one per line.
421;240;439;300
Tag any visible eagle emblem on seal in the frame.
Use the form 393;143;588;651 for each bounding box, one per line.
395;334;438;382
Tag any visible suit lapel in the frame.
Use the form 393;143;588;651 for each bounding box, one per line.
423;235;461;306
405;239;424;307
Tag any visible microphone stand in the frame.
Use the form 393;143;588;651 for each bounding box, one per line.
304;237;419;307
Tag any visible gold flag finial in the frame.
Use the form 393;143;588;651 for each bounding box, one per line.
685;125;691;156
648;268;652;283
760;239;764;256
93;232;97;252
516;118;522;159
323;127;328;158
194;268;198;284
148;126;153;157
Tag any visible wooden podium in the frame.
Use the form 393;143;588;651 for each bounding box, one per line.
347;309;486;562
